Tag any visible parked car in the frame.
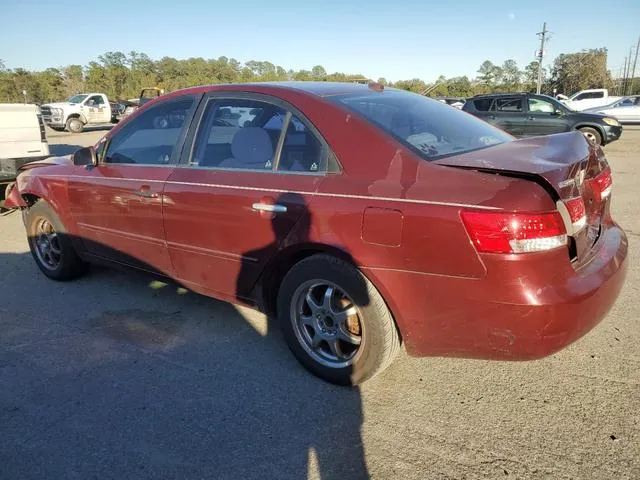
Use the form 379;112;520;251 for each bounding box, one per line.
583;95;640;124
434;97;466;109
5;82;628;385
463;93;622;146
0;103;49;207
556;88;622;111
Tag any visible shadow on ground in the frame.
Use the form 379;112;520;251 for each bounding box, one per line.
0;249;368;479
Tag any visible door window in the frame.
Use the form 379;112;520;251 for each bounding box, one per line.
494;97;523;112
191;98;326;173
104;95;196;165
528;97;556;114
574;91;604;101
473;98;494;111
86;95;105;106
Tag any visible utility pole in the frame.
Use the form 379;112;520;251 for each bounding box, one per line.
626;46;634;95
630;36;640;95
622;57;628;95
536;22;548;94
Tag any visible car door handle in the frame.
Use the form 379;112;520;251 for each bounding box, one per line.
135;186;158;199
252;203;287;213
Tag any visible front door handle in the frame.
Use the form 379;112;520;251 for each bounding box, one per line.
136;185;158;199
252;203;287;213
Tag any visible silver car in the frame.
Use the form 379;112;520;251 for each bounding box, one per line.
584;95;640;124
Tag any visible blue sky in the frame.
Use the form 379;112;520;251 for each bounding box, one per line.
2;0;638;81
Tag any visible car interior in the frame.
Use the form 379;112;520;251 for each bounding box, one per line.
192;101;323;172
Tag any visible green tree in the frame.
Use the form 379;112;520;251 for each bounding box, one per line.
476;60;501;91
499;59;521;90
311;65;327;80
550;48;611;96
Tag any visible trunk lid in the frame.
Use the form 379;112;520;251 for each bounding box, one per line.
435;131;611;263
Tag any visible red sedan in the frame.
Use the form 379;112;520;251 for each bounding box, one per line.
5;82;628;385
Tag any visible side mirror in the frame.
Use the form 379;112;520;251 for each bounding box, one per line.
73;146;97;166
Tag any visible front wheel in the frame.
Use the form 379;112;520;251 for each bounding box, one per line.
278;254;400;385
66;117;84;134
25;200;88;281
579;127;602;146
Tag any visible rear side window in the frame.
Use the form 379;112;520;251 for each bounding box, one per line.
495;97;523;112
473;98;494;112
191;98;326;173
574;91;604;101
333;89;512;160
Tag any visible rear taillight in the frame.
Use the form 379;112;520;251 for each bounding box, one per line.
590;166;612;202
461;210;567;254
563;196;587;231
37;114;46;142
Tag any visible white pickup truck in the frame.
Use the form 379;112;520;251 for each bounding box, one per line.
40;93;118;133
40;89;163;134
556;88;622;112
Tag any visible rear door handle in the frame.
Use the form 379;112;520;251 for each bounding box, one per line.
252;203;287;213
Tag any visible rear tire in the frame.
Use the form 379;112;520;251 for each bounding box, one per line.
278;254;400;385
579;127;602;146
66;117;84;134
25;200;88;281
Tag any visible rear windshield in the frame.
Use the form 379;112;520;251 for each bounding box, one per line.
333;89;512;160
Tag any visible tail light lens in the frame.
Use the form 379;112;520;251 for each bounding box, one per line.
461;210;567;254
590;166;612;202
563;196;587;231
37;114;46;142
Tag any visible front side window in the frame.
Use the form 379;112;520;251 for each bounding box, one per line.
333;90;511;160
86;95;104;106
528;97;556;114
495;97;523;112
104;95;195;165
191;98;325;172
68;94;88;104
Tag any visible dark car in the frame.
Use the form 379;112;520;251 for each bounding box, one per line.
5;82;627;385
463;93;623;146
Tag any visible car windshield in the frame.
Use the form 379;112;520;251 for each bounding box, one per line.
68;94;88;104
333;89;512;160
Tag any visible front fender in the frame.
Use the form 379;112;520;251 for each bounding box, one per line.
9;172;77;234
3;182;27;208
64;111;88;124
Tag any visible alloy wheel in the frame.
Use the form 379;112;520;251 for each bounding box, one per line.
33;217;62;271
291;281;364;368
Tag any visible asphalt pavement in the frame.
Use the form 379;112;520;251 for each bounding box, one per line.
1;126;638;479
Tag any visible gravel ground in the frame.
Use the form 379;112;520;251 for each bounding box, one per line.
1;126;638;480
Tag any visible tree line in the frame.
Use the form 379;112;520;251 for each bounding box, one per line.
0;48;636;104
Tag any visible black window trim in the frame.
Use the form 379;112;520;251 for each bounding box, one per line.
179;91;340;175
99;92;203;167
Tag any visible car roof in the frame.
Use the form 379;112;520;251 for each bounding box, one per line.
164;81;384;100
